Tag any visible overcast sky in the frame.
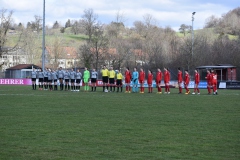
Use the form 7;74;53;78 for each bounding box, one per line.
0;0;239;31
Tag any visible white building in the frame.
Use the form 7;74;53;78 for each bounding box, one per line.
0;47;27;71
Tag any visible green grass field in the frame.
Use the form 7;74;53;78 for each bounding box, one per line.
0;86;239;159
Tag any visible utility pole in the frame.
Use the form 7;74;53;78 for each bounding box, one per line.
42;0;46;70
191;12;196;58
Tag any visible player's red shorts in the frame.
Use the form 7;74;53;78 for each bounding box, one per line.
139;80;144;84
164;81;169;85
125;78;131;83
195;82;199;85
156;80;161;84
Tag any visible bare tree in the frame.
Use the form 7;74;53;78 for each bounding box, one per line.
31;15;42;33
204;15;219;28
48;36;65;68
71;20;80;35
20;28;41;64
91;26;109;70
79;43;93;69
79;25;109;70
0;9;22;68
81;8;98;42
0;9;13;54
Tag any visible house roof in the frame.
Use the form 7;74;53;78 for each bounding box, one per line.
6;64;42;70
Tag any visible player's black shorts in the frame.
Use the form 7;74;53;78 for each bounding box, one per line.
102;76;108;83
109;78;114;84
71;79;75;83
39;78;43;83
91;78;97;83
48;80;52;83
76;79;81;83
53;79;57;82
65;79;69;83
44;77;48;82
31;78;36;81
117;80;122;86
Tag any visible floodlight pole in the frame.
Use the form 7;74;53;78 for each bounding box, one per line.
42;0;46;70
191;12;196;58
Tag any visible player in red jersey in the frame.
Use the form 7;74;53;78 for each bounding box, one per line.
184;70;190;94
211;70;218;95
147;70;153;93
205;70;212;94
177;68;183;94
164;67;170;94
125;67;132;93
192;69;200;95
156;68;162;94
139;68;145;93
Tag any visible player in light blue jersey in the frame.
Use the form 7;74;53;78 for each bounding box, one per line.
43;68;49;90
58;67;64;91
38;68;44;90
31;68;37;90
75;69;82;92
70;68;76;91
52;69;58;90
91;68;98;92
132;67;139;93
64;69;70;91
48;68;53;91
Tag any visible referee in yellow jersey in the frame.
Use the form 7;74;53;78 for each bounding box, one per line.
101;65;109;92
116;70;123;92
108;67;116;92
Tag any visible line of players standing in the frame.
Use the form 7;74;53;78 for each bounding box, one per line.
177;68;218;95
31;67;98;92
31;65;218;95
101;65;218;95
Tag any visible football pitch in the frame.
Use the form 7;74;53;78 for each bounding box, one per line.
0;86;239;159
